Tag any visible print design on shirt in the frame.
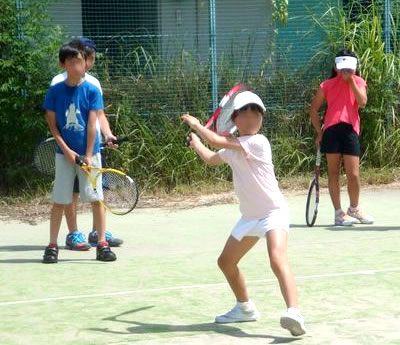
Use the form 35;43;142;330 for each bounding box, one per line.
64;103;84;131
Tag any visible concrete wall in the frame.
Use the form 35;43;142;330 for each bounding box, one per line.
158;0;273;66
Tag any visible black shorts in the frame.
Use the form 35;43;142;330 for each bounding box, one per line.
73;176;79;193
320;122;360;157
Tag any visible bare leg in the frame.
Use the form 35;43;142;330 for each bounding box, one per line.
64;193;79;233
267;230;298;308
92;205;99;232
326;153;342;210
343;155;360;208
217;236;259;302
50;203;65;244
91;202;106;243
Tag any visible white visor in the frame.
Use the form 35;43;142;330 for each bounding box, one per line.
335;56;357;71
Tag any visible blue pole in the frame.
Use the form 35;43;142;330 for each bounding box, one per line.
384;0;391;54
209;0;218;110
15;0;24;39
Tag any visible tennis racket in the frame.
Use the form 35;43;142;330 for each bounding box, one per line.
33;137;57;176
186;83;248;144
305;149;321;227
33;136;130;176
75;155;139;215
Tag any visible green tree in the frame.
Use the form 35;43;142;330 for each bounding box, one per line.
0;0;64;191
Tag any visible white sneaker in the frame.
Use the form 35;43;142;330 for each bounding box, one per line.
334;211;357;226
215;300;260;324
280;308;307;336
347;206;374;224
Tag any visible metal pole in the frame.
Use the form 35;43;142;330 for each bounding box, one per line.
384;0;391;54
209;0;218;110
15;0;24;39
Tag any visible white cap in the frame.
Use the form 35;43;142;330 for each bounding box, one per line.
233;91;266;112
335;56;357;71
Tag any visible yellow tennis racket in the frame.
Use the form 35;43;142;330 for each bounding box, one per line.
75;155;138;215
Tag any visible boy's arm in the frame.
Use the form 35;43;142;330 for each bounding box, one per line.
181;114;244;152
98;110;117;143
85;110;97;166
91;76;117;145
86;87;104;165
188;133;224;166
45;110;77;163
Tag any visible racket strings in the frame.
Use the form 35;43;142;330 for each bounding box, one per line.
33;140;56;175
101;171;138;214
306;180;319;226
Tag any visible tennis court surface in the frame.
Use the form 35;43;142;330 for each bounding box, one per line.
1;187;399;345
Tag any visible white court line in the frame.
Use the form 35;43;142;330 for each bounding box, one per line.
1;267;399;307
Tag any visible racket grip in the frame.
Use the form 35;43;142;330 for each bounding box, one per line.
102;136;128;148
111;136;128;145
75;155;85;166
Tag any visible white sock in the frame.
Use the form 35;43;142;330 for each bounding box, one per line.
349;205;358;212
335;208;343;216
287;307;300;314
238;299;253;309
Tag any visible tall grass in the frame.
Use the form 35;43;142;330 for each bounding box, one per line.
95;43;316;193
104;109;232;194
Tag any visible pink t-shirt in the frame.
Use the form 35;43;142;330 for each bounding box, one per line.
218;134;287;219
320;75;367;135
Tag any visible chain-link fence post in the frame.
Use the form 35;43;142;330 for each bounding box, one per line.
209;0;218;111
384;0;392;54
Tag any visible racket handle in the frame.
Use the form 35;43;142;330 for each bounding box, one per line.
75;155;85;166
113;136;129;145
316;149;322;166
101;136;129;148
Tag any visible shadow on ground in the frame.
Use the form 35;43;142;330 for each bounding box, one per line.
0;245;44;252
291;224;400;231
88;307;301;344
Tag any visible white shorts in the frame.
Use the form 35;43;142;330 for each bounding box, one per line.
52;153;103;204
231;208;290;241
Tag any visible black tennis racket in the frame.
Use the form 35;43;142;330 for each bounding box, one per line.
33;137;57;176
33;136;129;176
305;149;321;227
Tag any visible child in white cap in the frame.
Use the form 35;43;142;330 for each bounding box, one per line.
181;91;306;336
309;49;374;226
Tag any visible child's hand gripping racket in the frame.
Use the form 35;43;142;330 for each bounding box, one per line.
75;155;139;215
305;149;321;227
185;83;248;145
33;136;130;176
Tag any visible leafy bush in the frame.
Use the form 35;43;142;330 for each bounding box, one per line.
0;0;64;192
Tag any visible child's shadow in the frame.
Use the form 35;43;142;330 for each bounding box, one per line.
88;306;300;344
